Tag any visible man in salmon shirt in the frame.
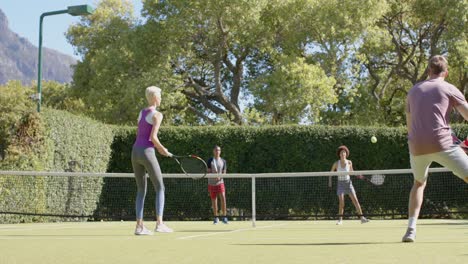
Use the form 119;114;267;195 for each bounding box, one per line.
403;55;468;242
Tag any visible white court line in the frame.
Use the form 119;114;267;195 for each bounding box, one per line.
0;224;286;241
176;223;287;240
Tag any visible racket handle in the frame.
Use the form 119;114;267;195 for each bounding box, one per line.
463;139;468;146
167;152;174;158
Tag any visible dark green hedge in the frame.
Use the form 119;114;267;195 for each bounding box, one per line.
41;109;114;221
109;125;412;173
100;125;467;220
0;111;50;222
2;108;467;222
0;109;113;223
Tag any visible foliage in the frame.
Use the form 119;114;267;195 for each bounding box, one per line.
102;124;467;220
57;0;462;126
0;81;36;161
68;0;424;125
251;56;337;124
0;87;114;223
2;90;467;221
351;0;468;125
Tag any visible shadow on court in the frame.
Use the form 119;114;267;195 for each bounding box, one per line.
418;222;467;226
233;241;468;246
0;234;132;237
176;230;235;233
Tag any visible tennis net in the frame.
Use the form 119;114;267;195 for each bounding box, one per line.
0;168;466;224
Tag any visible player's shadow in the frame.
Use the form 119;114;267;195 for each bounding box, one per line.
0;234;134;237
233;241;467;246
418;222;467;226
234;242;395;246
177;230;235;233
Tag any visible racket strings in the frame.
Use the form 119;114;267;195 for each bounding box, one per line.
180;158;207;174
370;174;385;185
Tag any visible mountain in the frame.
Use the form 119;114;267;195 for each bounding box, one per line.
0;8;76;85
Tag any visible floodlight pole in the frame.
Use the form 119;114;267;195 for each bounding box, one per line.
37;10;67;112
37;5;94;112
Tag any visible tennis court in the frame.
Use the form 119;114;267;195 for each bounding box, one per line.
0;219;466;264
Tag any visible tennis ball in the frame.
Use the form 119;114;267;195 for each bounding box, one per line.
371;136;377;143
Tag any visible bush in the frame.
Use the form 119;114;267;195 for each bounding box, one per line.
0;103;114;222
1;89;466;222
102;125;467;220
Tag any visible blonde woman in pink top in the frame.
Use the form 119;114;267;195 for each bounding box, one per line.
132;86;173;235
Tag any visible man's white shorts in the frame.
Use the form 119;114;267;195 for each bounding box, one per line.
410;146;468;183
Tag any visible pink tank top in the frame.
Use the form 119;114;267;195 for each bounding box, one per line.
133;109;155;148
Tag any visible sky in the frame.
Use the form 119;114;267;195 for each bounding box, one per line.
1;0;143;58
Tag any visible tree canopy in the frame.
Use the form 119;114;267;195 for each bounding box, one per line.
64;0;467;126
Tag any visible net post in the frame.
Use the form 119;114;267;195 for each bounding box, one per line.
251;175;256;228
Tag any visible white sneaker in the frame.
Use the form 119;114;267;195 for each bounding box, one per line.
336;220;343;225
402;228;416;242
134;226;153;235
361;217;370;224
155;223;173;233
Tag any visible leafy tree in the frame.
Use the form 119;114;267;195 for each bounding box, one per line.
0;81;35;160
251;56;336;124
354;0;467;125
64;0;466;126
267;0;388;125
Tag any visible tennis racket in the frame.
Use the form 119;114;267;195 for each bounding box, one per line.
168;153;208;179
451;132;468;154
356;174;385;186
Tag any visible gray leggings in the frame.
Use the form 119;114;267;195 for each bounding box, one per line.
131;147;165;219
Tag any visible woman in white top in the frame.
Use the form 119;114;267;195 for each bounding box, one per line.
329;145;369;225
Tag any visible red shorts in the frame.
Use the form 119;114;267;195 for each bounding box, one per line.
208;183;225;199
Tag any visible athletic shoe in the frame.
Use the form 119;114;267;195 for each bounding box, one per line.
361;217;370;224
222;217;229;224
336;220;343;225
155;223;173;233
402;227;416;242
213;217;219;225
134;226;153;235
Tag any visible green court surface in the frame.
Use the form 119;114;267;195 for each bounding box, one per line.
0;219;466;264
